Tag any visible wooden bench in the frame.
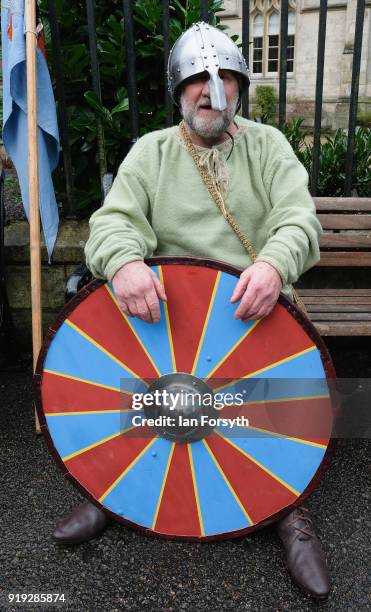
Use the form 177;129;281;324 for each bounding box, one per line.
66;196;371;337
298;197;371;336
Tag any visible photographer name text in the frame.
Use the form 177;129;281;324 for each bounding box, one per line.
131;415;249;428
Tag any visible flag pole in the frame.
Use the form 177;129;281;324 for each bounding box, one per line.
25;0;42;431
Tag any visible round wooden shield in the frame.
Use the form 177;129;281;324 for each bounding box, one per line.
35;258;335;540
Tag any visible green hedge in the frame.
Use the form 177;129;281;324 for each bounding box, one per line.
282;118;370;197
39;0;226;215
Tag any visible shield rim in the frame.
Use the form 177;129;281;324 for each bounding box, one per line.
34;256;337;541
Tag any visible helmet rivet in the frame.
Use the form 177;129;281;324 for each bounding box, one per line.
177;68;180;72
211;44;214;47
226;57;229;60
205;65;209;68
213;54;216;57
191;61;195;65
204;56;207;59
201;45;204;49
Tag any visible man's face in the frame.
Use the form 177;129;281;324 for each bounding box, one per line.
180;70;239;139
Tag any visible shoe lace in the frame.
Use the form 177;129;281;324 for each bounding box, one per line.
287;506;314;542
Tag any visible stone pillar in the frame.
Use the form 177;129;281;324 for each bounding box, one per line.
340;0;358;99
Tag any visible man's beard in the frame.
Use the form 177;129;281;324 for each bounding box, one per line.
180;91;239;139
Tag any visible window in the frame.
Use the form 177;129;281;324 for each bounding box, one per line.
268;13;279;73
287;12;295;73
253;14;263;74
250;3;296;77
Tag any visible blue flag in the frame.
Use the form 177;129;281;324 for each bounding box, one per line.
1;0;60;259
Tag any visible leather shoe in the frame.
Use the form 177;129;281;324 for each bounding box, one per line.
276;505;330;599
53;501;110;544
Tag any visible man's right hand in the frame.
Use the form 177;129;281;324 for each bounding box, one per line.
112;261;167;323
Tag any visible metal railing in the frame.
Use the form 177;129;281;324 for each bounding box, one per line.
46;0;367;216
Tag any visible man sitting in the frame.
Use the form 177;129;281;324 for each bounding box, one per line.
54;22;329;600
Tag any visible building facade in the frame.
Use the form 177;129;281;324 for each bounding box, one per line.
221;0;371;128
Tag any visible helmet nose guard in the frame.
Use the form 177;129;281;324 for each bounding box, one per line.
207;72;227;111
167;21;249;112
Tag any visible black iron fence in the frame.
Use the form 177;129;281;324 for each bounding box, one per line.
45;0;367;216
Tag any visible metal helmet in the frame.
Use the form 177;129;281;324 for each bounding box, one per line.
167;21;249;111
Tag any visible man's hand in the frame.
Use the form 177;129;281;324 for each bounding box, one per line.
112;261;167;323
230;261;282;321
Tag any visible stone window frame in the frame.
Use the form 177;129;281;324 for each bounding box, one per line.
250;0;297;78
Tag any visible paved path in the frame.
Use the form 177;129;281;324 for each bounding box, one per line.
0;370;370;612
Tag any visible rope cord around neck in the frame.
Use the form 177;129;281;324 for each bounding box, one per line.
179;120;257;262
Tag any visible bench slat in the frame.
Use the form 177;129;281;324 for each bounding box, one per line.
314;197;371;211
320;234;371;248
306;304;371;312
310;312;371;321
317;252;371;266
302;297;371;305
318;214;371;230
312;321;371;336
298;289;371;296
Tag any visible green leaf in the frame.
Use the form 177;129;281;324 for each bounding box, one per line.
84;91;113;127
111;98;129;115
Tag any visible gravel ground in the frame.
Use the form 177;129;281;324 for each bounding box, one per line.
1;356;370;612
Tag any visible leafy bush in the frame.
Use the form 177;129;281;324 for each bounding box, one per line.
39;2;369;208
281;117;312;169
254;85;278;124
357;111;371;128
317;127;370;196
39;0;225;215
282;118;370;197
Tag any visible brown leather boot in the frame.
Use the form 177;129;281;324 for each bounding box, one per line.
53;501;110;544
276;505;330;599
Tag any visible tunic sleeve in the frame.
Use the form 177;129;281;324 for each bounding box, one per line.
84;161;158;281
255;131;322;286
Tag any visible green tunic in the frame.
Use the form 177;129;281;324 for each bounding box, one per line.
85;117;322;295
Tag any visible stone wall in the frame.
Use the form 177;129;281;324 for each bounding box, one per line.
4;219;89;348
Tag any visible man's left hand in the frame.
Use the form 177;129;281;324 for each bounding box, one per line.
231;262;283;321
